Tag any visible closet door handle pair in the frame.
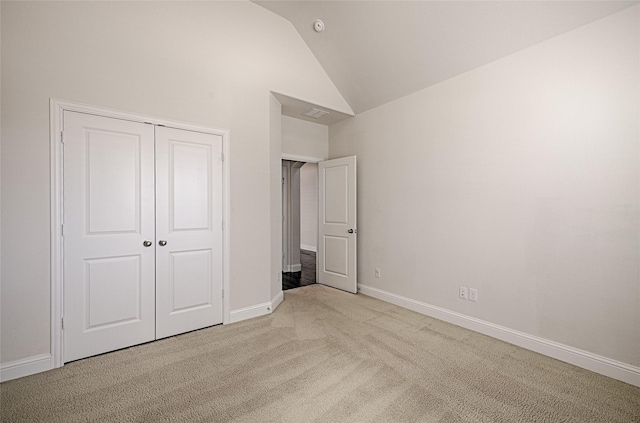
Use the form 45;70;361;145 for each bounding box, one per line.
143;240;168;247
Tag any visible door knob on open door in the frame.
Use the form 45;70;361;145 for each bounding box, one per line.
347;229;355;234
143;240;153;247
159;240;167;246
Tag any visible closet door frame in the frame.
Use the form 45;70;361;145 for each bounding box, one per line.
50;99;231;369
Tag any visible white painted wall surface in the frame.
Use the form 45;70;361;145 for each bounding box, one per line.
282;115;329;160
269;95;283;305
300;163;318;252
330;6;640;367
0;1;350;366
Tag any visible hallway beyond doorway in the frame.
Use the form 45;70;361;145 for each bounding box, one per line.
282;250;316;290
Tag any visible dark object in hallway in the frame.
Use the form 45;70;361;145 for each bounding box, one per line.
283;250;316;290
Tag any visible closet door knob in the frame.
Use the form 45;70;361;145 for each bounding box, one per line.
159;240;167;246
143;240;153;247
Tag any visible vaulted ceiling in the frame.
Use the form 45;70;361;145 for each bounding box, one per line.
256;1;638;115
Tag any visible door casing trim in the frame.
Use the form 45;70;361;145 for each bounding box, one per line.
50;99;231;368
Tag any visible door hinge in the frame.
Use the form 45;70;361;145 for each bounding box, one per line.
60;131;64;143
61;317;64;330
61;224;64;236
222;289;224;299
221;152;224;162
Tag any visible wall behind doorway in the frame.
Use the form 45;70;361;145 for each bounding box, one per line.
282;116;328;160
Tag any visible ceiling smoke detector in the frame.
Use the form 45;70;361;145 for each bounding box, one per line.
303;108;329;119
313;19;325;33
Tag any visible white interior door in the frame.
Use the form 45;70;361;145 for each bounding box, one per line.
64;111;224;361
155;126;223;339
63;111;156;362
318;156;357;293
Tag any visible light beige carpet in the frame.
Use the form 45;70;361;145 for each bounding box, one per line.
1;284;639;422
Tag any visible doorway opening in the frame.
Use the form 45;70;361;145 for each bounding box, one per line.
282;160;318;291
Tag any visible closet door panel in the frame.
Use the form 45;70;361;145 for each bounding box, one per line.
63;112;156;362
171;142;211;231
155;127;223;339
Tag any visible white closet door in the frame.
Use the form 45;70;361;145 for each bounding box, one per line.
63;111;156;362
155;126;223;339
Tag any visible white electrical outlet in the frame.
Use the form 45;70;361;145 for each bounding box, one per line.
459;286;468;300
469;288;478;302
375;268;381;278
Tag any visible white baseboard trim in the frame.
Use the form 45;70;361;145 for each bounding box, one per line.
271;290;284;311
283;264;302;273
229;302;272;323
300;245;317;253
1;353;53;382
229;290;285;324
358;284;640;388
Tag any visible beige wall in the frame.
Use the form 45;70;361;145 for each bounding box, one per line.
281;116;329;160
330;6;640;367
0;1;350;365
269;95;283;303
